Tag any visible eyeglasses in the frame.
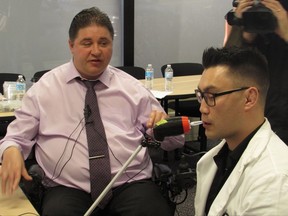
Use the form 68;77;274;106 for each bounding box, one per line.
195;87;250;107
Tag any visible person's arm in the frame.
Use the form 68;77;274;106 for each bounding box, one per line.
224;22;245;47
261;0;288;43
224;0;257;47
224;21;258;47
0;146;32;195
238;173;288;215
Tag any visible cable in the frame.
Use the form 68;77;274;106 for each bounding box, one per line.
174;189;188;205
51;123;86;181
44;116;86;186
38;113;152;198
87;114;151;183
108;142;150;181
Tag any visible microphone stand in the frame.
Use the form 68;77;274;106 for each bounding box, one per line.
84;135;160;216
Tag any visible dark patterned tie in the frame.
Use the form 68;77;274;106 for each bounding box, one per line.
82;80;112;209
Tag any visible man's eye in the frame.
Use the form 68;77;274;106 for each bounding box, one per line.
83;42;92;46
205;94;214;99
99;41;108;47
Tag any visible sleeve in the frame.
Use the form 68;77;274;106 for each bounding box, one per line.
238;173;288;215
0;87;40;162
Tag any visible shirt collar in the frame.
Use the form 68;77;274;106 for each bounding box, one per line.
65;60;112;88
214;121;264;171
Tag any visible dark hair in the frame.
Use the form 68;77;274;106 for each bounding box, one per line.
202;46;270;101
69;7;114;41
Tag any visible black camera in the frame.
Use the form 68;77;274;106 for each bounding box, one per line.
226;0;277;33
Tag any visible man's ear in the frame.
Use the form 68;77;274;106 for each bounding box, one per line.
68;39;74;50
244;87;259;110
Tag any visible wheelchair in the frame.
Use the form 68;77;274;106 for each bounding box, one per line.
20;136;203;214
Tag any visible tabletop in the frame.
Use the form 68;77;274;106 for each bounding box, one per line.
141;75;201;100
0;175;39;215
0;112;15;118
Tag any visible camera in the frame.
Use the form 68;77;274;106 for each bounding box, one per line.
226;0;277;33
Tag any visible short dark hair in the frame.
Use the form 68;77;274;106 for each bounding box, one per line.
202;46;270;101
69;7;114;41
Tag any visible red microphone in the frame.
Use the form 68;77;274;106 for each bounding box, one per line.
153;116;202;141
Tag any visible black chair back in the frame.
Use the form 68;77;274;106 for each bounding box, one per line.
160;63;203;77
31;70;50;83
116;66;145;80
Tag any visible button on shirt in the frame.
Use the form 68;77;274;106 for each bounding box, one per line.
0;60;184;194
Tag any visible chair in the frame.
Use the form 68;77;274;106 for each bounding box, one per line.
116;66;145;79
31;70;50;83
160;63;207;158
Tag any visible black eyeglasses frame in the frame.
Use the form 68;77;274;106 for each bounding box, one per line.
195;87;250;107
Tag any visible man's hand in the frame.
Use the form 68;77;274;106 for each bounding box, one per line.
146;110;168;129
0;146;32;195
234;0;254;19
262;0;288;42
235;0;258;43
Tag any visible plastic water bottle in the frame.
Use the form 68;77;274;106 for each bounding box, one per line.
145;64;154;90
165;64;173;91
16;75;26;100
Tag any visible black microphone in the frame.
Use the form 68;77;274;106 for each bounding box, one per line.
84;105;92;122
153;116;202;141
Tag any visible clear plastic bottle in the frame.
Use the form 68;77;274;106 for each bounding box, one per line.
145;64;154;90
165;64;173;91
16;75;26;100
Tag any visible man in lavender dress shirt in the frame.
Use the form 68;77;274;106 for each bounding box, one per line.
0;7;184;216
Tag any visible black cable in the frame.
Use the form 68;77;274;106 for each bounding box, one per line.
51;123;86;181
40;113;151;197
45;116;86;186
108;141;150;181
174;189;188;205
88;114;151;183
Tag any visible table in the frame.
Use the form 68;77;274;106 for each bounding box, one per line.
0;176;39;215
141;75;201;112
143;75;201;98
0;112;14;118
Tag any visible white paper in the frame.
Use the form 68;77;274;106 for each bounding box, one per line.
150;90;172;99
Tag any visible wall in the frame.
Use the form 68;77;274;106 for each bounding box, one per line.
0;0;122;86
135;0;232;77
0;0;233;83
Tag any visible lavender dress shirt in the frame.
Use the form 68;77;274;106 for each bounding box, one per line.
0;61;184;193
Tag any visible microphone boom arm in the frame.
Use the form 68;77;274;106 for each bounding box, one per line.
84;135;160;216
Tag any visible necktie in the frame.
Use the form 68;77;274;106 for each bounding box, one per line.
82;80;112;209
